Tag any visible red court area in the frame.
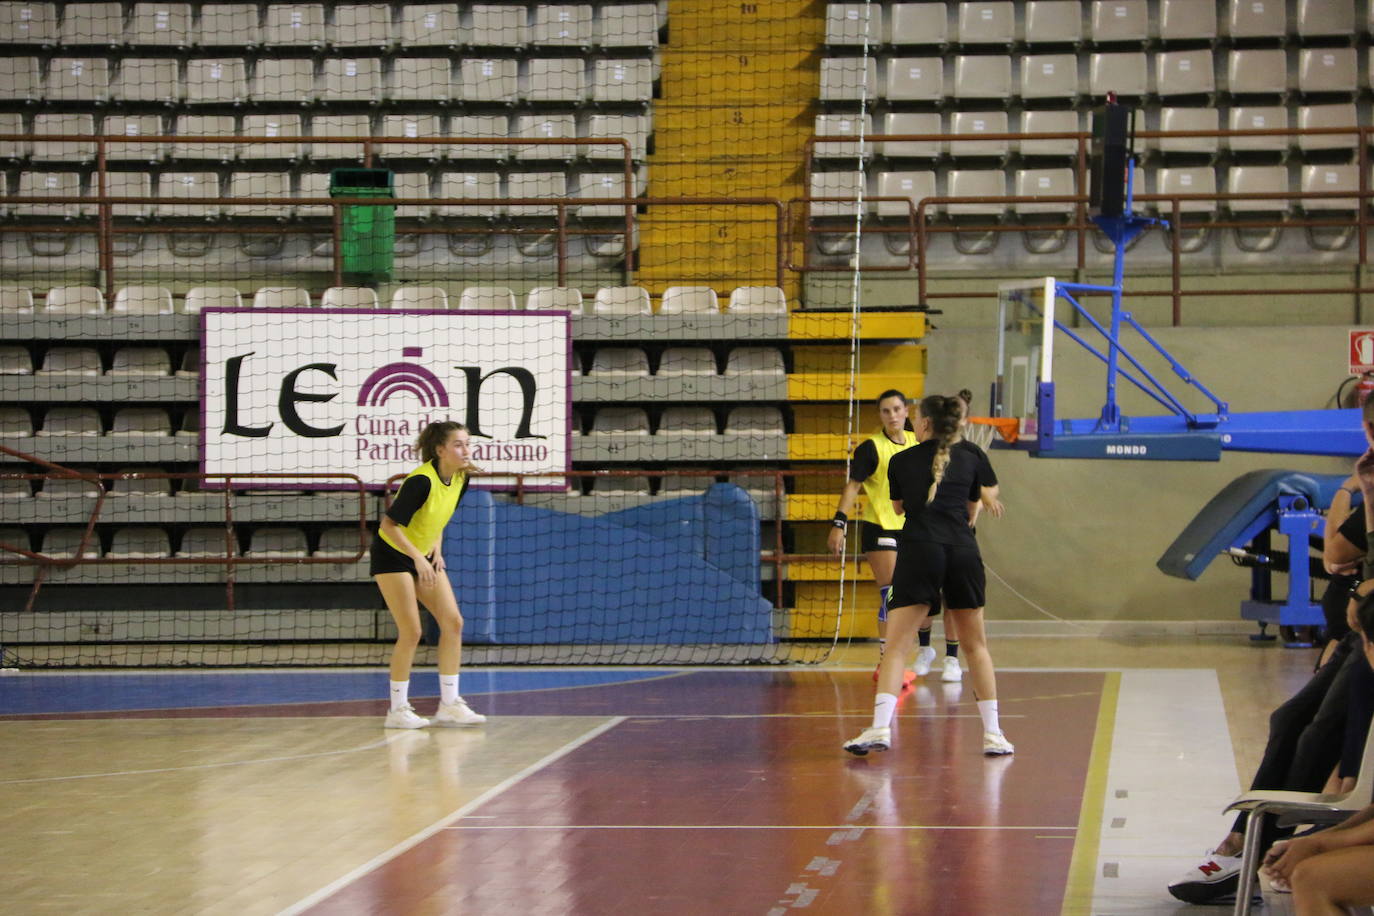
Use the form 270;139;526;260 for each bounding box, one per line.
306;670;1107;914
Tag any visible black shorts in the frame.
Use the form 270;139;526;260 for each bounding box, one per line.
889;540;985;611
369;535;417;577
860;521;902;553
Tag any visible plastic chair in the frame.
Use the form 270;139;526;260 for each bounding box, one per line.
825;3;882;45
15;171;84;218
1157;107;1220;156
656;347;717;377
438;172;503;218
399;4;461;47
1298;48;1357;96
156;172;221;218
332;3;394;48
1228;106;1289;154
951;55;1011;100
110;406;172;434
388;58;453;103
725;405;785;434
40;527;101;557
524;58;586;103
1156;167;1219;215
107;528;171;558
819;56;878;101
261;3;327;48
814;113;872;160
248;528;309;557
184;57;248;105
321;287;381;309
46;56;110;102
1023;1;1082;43
594;3;657;47
447;114;509;160
957;2;1013;44
0;3;57;43
0;287;36;313
585;114;650;160
1301;164;1358;211
1159;0;1217;39
659;286;718;314
588;347;650;376
1088;52;1147;98
177;527;239;557
882;56;941;101
115;58;181;102
315;527;369;557
109;348;171;376
1228;49;1287;96
109;468;172;499
1156;50;1214;98
0;408;34;437
532;5;593;47
1296;0;1354;37
727;287;787;313
113;286;174;315
590;58;652;101
589;407;650;434
512;113;578;161
103;114;164;162
876;171;936;219
592;286;651;315
253;287;311;309
32;114;95;162
458;287;518;310
1019;110;1080;158
469;4;528;46
251;58;316;104
38;406;101;434
307;114;368;161
506;171;566;217
183;287;243;313
43;287;105;314
1013;168;1076;215
946;169;1007;217
457;57;519;103
322;57;383;102
887;3;947;46
879;112;942;159
126;2;192;45
392;286;450;310
809;170;864;219
1298;104;1358;153
1089;0;1147;42
525;287;583;311
0;346;33;376
657;407;717;435
724;347;785;377
2;57;40;104
197;3;259;44
949;111;1010;158
1226;0;1285;38
1019;54;1077;101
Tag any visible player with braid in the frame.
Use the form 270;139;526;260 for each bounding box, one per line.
844;394;1012;757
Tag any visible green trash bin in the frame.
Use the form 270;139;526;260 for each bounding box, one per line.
329;168;394;283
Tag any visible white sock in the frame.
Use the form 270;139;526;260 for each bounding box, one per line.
977;699;1001;734
439;674;459;705
872;692;898;729
389;680;410;712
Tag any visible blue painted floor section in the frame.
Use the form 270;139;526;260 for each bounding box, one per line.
0;669;680;715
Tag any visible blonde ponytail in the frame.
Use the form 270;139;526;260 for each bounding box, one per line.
920;395;964;504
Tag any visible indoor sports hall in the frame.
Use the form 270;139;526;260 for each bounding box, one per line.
3;1;1374;913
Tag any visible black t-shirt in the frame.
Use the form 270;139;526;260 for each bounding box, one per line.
888;439;997;546
1337;502;1368;553
849;438;879;482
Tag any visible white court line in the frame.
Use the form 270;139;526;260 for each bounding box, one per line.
276;716;627;916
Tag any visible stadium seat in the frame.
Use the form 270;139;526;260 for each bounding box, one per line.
241;114;303;161
819;56;878;101
388;57;453;103
1226;0;1285;38
657;347;717;377
38;405;102;433
31;114;96;162
887;3;948;46
262;3;327;47
592;286;651;315
392;286;450;310
876;170;936;219
197;3;260;45
447;114;509;160
457;58;519;103
251;58;316;104
588;475;651;495
108;468;172;498
1155;166;1219;214
156;171;220;217
308;114;369;161
248;528;309;557
946;169;1007;217
0;3;57;44
40;527;101;557
725;405;785;434
111;406;172;434
459;287;518;310
521;287;580;312
594;3;658;47
322;287;380;309
1089;1;1147;42
809;170;864;218
0;408;34;438
43;287;104;314
958;2;1014;45
437;171;502;217
1226;165;1290;213
322;57;383;101
107;528;172;558
1155;50;1214;98
659;286;718;314
724;347;785;377
0;113;26;161
948;111;1009;158
513;113;578;160
584;114;651;161
727;286;787;313
952;55;1011;100
14;172;83;218
58;2;123;46
102;172;153;218
588;347;650;376
0;478;31;499
171;114;236;162
184;57;247;104
226;171;291;217
590;58;652;101
1019;109;1080;158
1159;0;1217;40
0;347;33;376
45;56;109;102
574;172;635;218
175;407;198;433
0;288;35;312
825;3;883;45
103;114;165;162
524;57;586;103
177;527;239;557
1023;0;1081;44
814;113;871;160
469;4;527;47
315;527;368;557
882;57;941;101
507;171;566;217
657;406;717;435
1019;53;1078;101
1088;52;1146;98
590;408;650;439
1296;0;1353;37
393;171;431;219
183;287;243;312
1298;104;1358;152
532;5;593;48
125;2;192;45
2;57;41;103
113;286;175;315
253;286;311;308
1013;168;1076;215
109;348;171;377
879;112;942;159
1300;164;1358;211
115;58;181;103
1155;107;1219;155
399;4;462;47
377;114;442;160
1228;49;1287;96
1298;48;1357;96
1228;106;1289;154
332;3;394;48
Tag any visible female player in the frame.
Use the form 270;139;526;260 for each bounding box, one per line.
828;390;959;681
372;420;487;729
844;394;1012;757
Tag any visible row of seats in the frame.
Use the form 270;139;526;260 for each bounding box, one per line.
1;347;197;377
815;105;1361;160
1;406;195;436
0;3;663;50
0;525;370;559
808;163;1368;219
577;406;784;435
4;169;644;219
581;347;783;376
819;48;1373;103
0;284;787;313
0;112;651;161
2;55;655;105
825;1;1362;47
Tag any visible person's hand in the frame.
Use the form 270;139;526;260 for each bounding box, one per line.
1327;559;1360;576
982;497;1005;519
827;526;846;556
416;556;438;588
430;551;446;573
1261;835;1325;888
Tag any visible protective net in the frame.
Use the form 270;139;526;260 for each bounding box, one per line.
0;1;932;667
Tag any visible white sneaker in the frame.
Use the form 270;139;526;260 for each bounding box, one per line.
912;646;937;676
843;726;891;756
941;656;963;682
433;697;486;727
1167;849;1245;905
983;731;1015;756
384;704;430;729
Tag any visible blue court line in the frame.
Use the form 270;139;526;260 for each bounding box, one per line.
0;669;678;715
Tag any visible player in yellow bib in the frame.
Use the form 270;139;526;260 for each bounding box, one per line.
828;390;960;682
371;420;487;729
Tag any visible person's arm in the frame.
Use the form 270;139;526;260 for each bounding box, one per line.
382;476;438;586
828;479;864;556
1357;449;1374;577
973;446;1003;518
1326;477;1363;574
1263;801;1374;883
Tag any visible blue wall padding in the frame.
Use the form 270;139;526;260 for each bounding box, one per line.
443;486;772;644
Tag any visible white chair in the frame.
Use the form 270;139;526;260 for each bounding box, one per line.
1296;0;1353;37
1301;164;1358;211
261;3;327;47
388;57;452;103
110;406;172;434
949;111;1009;158
197;3;259;44
1019;110;1080;158
251;58;316;104
392;286;449;310
1088;52;1147;98
469;4;527;46
109;468;172;499
659;286;718;314
1225;0;1285;38
588;475;651;495
115;58;181;102
2;57;41;104
177;527;239;557
727;287;787;313
513;113;578;161
248;527;309;557
951;55;1011;100
594;3;657;47
0;113;27;160
1156;107;1219;156
1155;50;1214;98
253;286;311;308
126;2;192;45
315;527;368;557
308;114;369;161
1089;0;1147;42
15;171;84;218
113;286;175;314
171;114;236;161
399;4;462;47
946;169;1007;218
724;347;785;377
592;286;651;314
585;114;651;161
1228;106;1288;154
60;0;123;43
38;406;101;433
0;3;58;43
322;57;383;101
809;170;864;219
31;114;95;162
43;286;105;314
0;479;31;499
879;112;941;159
0;347;33;376
1225;165;1290;213
525;287;583;311
156;172;221;218
589;407;650;434
523;58;586;103
103;114;165;162
44;56;110;102
103;172;153;219
825;3;883;45
814;113;872;160
377;114;442;159
1159;0;1217;40
448;114;509;160
1013;168;1076;215
657;408;717;436
506;171;566;217
40;528;101;557
882;57;941;101
184;57;248;105
438;171;503;218
887;3;947;46
226;171;292;218
1297;104;1357;153
457;57;519;103
725;405;785;433
574;172;635;218
109;348;171;377
876;170;936;220
0;408;34;437
322;287;381;309
957;2;1013;44
656;347;717;377
182;287;243;313
1018;54;1077;101
39;474;103;499
0;287;35;313
458;287;518;310
38;348;101;376
107;528;171;558
1228;49;1287;96
588;347;650;376
590;58;651;101
1155;167;1219;215
1298;48;1357;96
331;3;394;48
532;5;593;47
1024;0;1082;43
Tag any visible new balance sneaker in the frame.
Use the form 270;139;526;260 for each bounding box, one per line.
913;646;937;676
843;726;891;756
982;731;1015;756
433;697;486;727
1166;849;1243;905
941;656;963;682
384;704;430;729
